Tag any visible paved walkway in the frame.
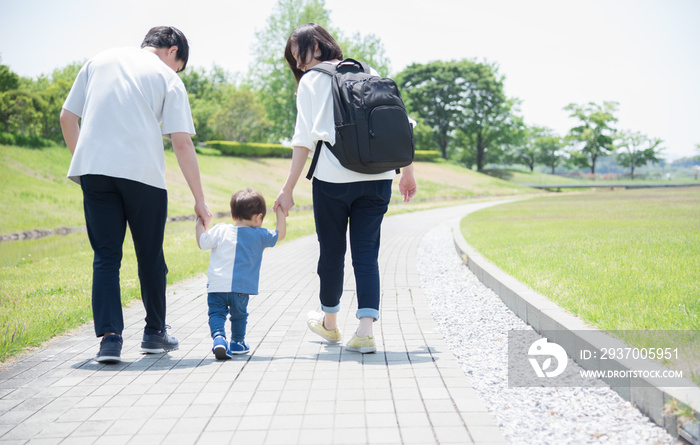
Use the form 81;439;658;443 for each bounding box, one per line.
0;202;509;445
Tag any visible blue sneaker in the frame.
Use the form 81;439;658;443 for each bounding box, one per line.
229;341;250;355
141;326;179;353
96;334;122;363
213;336;232;360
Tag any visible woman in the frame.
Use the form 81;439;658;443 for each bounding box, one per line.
274;23;417;353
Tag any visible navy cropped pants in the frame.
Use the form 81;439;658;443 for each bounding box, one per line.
312;178;392;321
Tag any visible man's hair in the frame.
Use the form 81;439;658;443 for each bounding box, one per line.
285;23;343;84
230;188;267;221
140;26;189;71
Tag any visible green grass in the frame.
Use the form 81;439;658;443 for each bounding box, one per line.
461;188;700;381
0;144;534;362
484;168;584;185
485;167;700;188
461;188;700;331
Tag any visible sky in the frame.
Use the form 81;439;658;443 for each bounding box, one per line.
1;0;699;161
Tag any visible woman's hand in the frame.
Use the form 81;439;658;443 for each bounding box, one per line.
274;190;295;217
399;165;417;202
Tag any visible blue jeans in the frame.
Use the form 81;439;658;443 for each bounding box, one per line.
208;292;249;342
80;174;168;337
312;179;392;321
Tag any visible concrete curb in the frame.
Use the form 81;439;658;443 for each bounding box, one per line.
450;216;700;444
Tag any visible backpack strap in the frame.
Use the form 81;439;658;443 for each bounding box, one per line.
308;62;337;76
336;58;370;73
308;59;370;75
306;140;325;180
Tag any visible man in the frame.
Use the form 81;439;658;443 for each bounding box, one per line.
60;26;212;363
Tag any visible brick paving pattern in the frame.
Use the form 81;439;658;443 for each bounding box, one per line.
0;203;507;444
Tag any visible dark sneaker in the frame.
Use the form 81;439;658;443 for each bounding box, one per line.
213;336;232;360
96;334;123;363
229;341;250;355
141;326;179;353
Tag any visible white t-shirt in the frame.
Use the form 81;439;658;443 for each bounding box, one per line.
63;47;195;190
290;68;396;183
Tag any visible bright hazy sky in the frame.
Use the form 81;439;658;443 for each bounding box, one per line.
1;0;698;160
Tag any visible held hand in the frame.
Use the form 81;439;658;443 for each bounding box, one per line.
274;191;295;217
194;201;213;230
399;170;417;202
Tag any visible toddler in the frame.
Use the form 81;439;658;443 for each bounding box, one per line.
196;188;286;358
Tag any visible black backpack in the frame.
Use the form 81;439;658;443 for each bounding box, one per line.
305;59;414;179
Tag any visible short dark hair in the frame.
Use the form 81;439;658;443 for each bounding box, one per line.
141;26;190;71
285;23;343;84
230;188;267;221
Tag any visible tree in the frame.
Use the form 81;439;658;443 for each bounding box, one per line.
248;0;331;143
0;90;44;134
500;116;536;171
180;65;239;144
452;62;515;172
340;32;391;77
0;64;20;93
615;131;664;179
208;87;271;142
533;127;566;174
397;60;467;159
565;101;618;174
249;0;391;143
28;63;83;142
398;59;514;171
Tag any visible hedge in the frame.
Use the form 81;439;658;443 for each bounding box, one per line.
414;150;442;162
204;141;292;158
0;132;56;149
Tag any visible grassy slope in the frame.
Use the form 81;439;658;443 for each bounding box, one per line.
0;144;536;361
0;145;536;235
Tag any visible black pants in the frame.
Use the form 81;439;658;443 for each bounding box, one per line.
80;174;168;337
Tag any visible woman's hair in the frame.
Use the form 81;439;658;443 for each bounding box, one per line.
230;188;267;221
140;26;190;71
284;23;343;84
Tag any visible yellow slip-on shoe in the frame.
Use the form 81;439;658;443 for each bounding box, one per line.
307;315;342;343
345;334;376;354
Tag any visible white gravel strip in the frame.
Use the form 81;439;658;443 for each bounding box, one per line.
417;221;680;445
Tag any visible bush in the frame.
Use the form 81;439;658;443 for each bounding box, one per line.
0;132;55;149
205;141;292;158
204;141;441;163
0;132;16;146
195;147;222;156
414;150;442;162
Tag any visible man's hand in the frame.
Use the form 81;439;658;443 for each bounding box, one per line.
195;201;212;230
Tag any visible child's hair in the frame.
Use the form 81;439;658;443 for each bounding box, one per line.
230;188;267;221
285;23;343;84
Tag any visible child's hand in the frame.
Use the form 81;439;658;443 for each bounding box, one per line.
275;206;287;242
195;216;205;249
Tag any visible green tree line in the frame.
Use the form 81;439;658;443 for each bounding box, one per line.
1;0;672;177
